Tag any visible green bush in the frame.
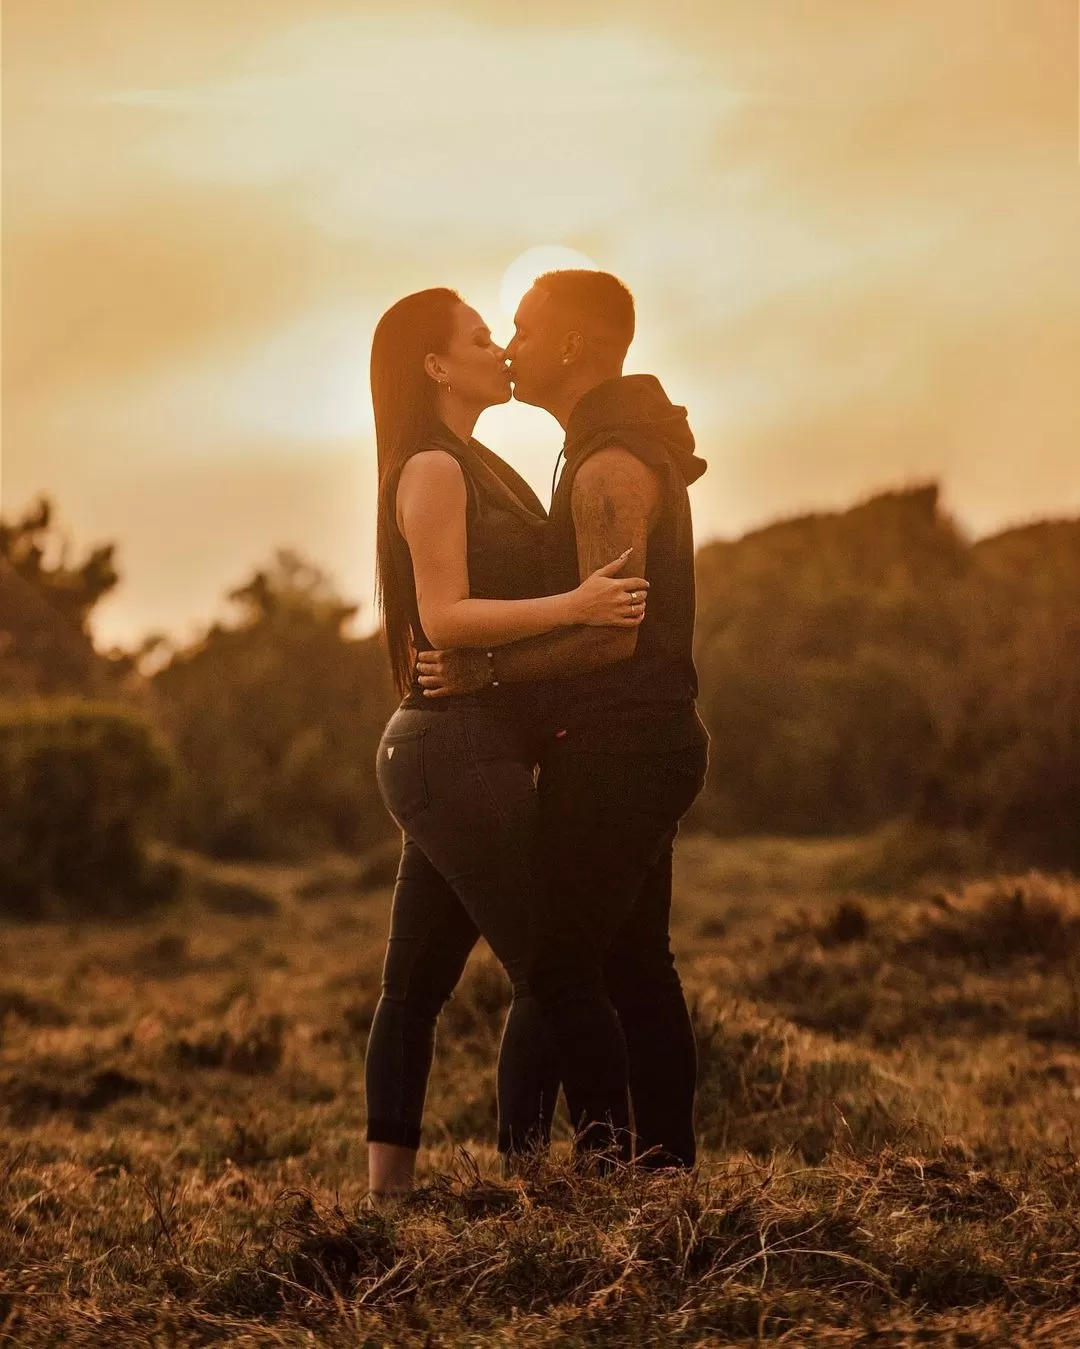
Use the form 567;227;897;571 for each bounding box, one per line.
0;698;180;918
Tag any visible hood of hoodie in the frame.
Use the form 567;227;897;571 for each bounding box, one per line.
562;374;707;486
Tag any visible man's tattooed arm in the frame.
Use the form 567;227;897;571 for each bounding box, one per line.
570;446;660;598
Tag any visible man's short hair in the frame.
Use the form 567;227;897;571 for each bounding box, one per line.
533;270;636;356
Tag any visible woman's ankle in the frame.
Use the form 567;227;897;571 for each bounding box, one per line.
368;1141;418;1196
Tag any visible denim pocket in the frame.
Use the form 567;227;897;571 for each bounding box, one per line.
376;729;429;824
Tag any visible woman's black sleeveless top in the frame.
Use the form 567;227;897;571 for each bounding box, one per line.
388;423;549;722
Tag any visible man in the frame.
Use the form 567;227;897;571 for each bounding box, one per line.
418;270;709;1168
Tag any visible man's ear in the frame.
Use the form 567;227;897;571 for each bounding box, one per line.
560;331;585;365
424;352;448;384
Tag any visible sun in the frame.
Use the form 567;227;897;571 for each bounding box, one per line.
499;245;601;323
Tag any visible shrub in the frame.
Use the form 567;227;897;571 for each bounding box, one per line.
0;698;179;918
917;608;1080;869
693;486;970;837
151;551;397;861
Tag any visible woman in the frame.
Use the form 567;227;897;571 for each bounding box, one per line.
364;288;648;1197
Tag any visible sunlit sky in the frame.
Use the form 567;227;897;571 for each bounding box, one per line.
3;1;1078;649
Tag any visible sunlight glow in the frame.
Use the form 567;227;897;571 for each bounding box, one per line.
499;246;601;322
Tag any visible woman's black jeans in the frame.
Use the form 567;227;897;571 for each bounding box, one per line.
365;704;559;1156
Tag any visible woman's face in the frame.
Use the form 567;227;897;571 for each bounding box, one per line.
428;303;511;410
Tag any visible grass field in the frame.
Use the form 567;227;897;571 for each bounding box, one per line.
3;834;1080;1346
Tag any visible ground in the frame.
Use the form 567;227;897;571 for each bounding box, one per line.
2;834;1079;1346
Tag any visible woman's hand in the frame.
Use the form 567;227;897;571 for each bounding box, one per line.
569;551;650;628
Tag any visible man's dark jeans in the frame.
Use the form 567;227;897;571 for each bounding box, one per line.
529;708;710;1168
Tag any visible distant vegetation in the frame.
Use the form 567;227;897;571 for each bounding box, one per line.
0;698;179;919
693;484;1080;870
1;484;1077;913
149;550;394;861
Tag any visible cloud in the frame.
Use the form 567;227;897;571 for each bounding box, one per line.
3;0;1077;647
92;14;738;246
4;186;343;398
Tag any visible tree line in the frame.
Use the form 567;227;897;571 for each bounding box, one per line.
1;484;1077;912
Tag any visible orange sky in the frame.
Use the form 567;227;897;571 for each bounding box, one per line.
3;0;1078;649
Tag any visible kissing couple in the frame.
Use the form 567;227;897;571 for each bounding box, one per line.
364;269;709;1197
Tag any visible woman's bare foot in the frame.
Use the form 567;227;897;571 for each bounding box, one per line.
362;1188;410;1212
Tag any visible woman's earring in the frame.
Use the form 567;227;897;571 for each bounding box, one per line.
441;379;452;393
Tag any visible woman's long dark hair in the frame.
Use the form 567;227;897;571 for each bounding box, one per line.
371;287;461;695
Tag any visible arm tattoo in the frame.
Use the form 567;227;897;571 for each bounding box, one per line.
572;449;661;581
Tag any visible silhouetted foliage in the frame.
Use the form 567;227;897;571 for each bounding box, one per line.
691;487;1079;868
150;549;397;860
0;699;180;918
0;496;123;696
915;522;1080;867
693;486;969;834
2;488;1076;873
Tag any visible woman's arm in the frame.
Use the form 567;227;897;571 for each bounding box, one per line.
397;451;647;650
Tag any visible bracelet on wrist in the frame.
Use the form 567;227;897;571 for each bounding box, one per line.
485;649;500;688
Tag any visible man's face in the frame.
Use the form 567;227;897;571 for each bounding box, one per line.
503;286;567;410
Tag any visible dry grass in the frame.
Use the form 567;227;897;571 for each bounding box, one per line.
2;835;1080;1345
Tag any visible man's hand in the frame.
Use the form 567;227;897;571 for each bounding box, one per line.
416;647;490;697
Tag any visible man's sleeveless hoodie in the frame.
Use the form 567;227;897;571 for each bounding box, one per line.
543;375;707;751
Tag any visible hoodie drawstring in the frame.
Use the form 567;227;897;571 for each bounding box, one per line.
550;448;567;505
